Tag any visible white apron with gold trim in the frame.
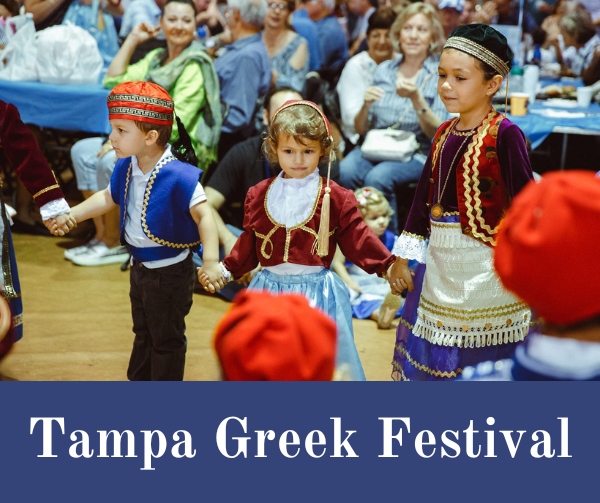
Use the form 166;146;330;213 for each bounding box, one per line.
414;218;530;348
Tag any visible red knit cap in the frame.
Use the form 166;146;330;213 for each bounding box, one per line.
495;171;600;325
213;290;337;381
107;81;174;126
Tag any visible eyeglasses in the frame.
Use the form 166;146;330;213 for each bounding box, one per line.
268;2;289;11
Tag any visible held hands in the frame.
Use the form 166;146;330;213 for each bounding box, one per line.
44;212;77;237
197;260;226;294
387;257;415;296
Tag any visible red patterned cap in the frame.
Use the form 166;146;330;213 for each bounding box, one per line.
107;81;174;126
213;290;337;381
495;171;600;325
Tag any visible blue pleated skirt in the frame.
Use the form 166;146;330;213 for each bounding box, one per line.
249;268;366;381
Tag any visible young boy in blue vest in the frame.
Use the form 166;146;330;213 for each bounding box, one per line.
61;81;225;380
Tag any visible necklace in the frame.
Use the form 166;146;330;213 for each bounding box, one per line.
450;127;475;137
430;124;472;220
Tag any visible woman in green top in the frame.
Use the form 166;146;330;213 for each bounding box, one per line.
67;0;222;267
105;0;222;166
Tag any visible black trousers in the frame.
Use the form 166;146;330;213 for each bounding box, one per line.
128;254;195;381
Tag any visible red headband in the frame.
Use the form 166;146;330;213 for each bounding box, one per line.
271;100;331;136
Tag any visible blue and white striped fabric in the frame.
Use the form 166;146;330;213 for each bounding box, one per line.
369;55;450;152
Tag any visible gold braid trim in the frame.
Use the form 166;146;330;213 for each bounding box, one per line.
398;316;414;331
431;118;457;181
261;176;324;263
419;295;529;321
461;110;497;245
401;230;427;241
444;37;510;77
140;156;201;248
255;226;282;260
122;162;132;235
395;346;462;378
430;220;461;229
32;183;61;200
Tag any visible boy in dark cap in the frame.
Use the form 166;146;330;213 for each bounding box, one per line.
388;24;534;381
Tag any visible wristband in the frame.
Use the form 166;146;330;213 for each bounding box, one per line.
416;107;429;116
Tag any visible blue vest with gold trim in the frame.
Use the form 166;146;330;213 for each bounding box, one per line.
110;155;202;262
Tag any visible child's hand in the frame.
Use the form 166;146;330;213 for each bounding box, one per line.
344;278;362;295
197;261;226;293
387;257;415;295
43;212;77;236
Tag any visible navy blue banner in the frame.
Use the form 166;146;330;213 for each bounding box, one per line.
0;383;597;501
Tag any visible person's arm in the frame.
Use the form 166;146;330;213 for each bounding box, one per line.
220;54;269;134
105;22;159;78
204;186;239;254
1;101;75;234
274;37;309;92
337;57;369;136
395;77;443;139
70;188;117;223
582;46;600;86
354;86;384;136
332;246;361;294
167;62;206;142
497;121;534;198
192;200;225;293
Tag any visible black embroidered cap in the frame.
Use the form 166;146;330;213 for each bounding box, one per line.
444;23;513;77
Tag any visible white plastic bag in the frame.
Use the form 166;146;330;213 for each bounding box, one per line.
36;23;103;85
361;129;419;163
0;15;38;81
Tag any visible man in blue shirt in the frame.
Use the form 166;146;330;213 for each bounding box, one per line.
214;0;272;160
303;0;348;78
291;3;322;71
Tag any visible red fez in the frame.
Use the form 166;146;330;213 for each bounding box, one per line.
107;81;174;126
495;171;600;325
213;290;337;381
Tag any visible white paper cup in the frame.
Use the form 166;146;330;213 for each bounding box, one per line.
576;86;593;108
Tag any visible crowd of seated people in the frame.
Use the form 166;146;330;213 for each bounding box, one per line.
4;0;598;266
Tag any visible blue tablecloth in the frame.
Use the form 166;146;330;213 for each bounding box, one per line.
509;101;600;150
0;79;110;134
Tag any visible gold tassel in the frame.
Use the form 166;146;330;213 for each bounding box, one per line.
316;186;331;257
316;144;335;257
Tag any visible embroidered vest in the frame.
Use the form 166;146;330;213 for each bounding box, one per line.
428;110;509;247
110;156;202;261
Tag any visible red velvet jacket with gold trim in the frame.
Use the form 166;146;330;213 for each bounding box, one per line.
428;110;510;247
0;101;64;207
222;177;396;279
